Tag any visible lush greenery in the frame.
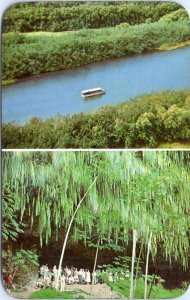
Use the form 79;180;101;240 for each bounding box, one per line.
3;2;183;33
2;249;39;287
158;8;189;24
97;256;184;298
2;90;190;149
2;187;26;241
30;281;184;299
2;181;39;288
101;275;183;299
2;151;190;297
31;288;84;299
159;142;190;149
2;21;190;83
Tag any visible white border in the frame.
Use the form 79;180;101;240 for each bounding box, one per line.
1;1;190;299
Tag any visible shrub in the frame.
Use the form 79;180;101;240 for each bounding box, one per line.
116;22;130;29
158;9;189;23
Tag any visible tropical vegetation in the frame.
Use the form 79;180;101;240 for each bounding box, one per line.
2;90;190;149
2;1;189;84
2;21;190;83
3;2;184;33
2;2;190;149
2;151;190;298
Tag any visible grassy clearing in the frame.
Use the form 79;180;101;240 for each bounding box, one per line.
150;286;184;299
30;288;84;299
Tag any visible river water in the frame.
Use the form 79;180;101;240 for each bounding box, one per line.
2;46;190;124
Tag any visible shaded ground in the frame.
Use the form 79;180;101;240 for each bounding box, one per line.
10;288;36;299
10;284;119;299
65;283;119;298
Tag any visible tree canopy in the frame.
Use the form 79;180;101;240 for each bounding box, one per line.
3;151;190;267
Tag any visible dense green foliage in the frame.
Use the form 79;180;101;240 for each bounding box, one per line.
31;288;84;299
2;21;190;82
3;2;182;33
98;257;184;298
2;183;39;288
158;8;189;23
2;187;25;241
2;249;39;287
101;275;183;299
2;90;190;149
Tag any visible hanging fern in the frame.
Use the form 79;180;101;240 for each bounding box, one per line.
2;151;190;271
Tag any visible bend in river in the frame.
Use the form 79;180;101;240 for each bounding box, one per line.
2;46;190;124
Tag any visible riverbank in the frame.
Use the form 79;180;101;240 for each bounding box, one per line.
2;38;190;87
2;21;190;85
2;90;190;149
2;78;17;86
158;40;190;51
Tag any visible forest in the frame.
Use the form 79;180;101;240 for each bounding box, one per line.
2;2;189;84
2;2;183;32
2;90;190;149
2;151;190;298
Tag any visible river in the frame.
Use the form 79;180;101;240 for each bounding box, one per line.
2;46;190;124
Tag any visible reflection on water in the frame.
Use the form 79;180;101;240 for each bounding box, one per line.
2;46;190;124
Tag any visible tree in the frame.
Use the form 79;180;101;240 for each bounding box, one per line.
2;249;39;287
2;151;190;297
2;187;25;242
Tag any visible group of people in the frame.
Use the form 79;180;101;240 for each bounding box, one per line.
107;269;130;282
36;264;131;291
36;265;98;291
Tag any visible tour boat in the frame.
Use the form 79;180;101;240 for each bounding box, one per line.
81;87;105;98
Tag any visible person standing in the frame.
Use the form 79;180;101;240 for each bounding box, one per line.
74;268;79;284
108;272;113;282
60;274;66;291
78;269;83;284
7;274;13;293
85;270;91;284
53;265;58;280
81;269;85;284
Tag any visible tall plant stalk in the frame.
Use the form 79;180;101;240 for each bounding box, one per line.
144;232;152;299
56;176;98;290
134;238;144;290
92;239;100;285
130;229;138;299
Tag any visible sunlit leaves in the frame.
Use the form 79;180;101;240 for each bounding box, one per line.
2;151;190;270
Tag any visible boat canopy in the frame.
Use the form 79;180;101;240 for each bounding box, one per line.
81;87;104;95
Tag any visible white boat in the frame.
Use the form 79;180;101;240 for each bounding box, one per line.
81;87;105;98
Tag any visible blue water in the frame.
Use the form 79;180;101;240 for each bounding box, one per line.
2;46;190;124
